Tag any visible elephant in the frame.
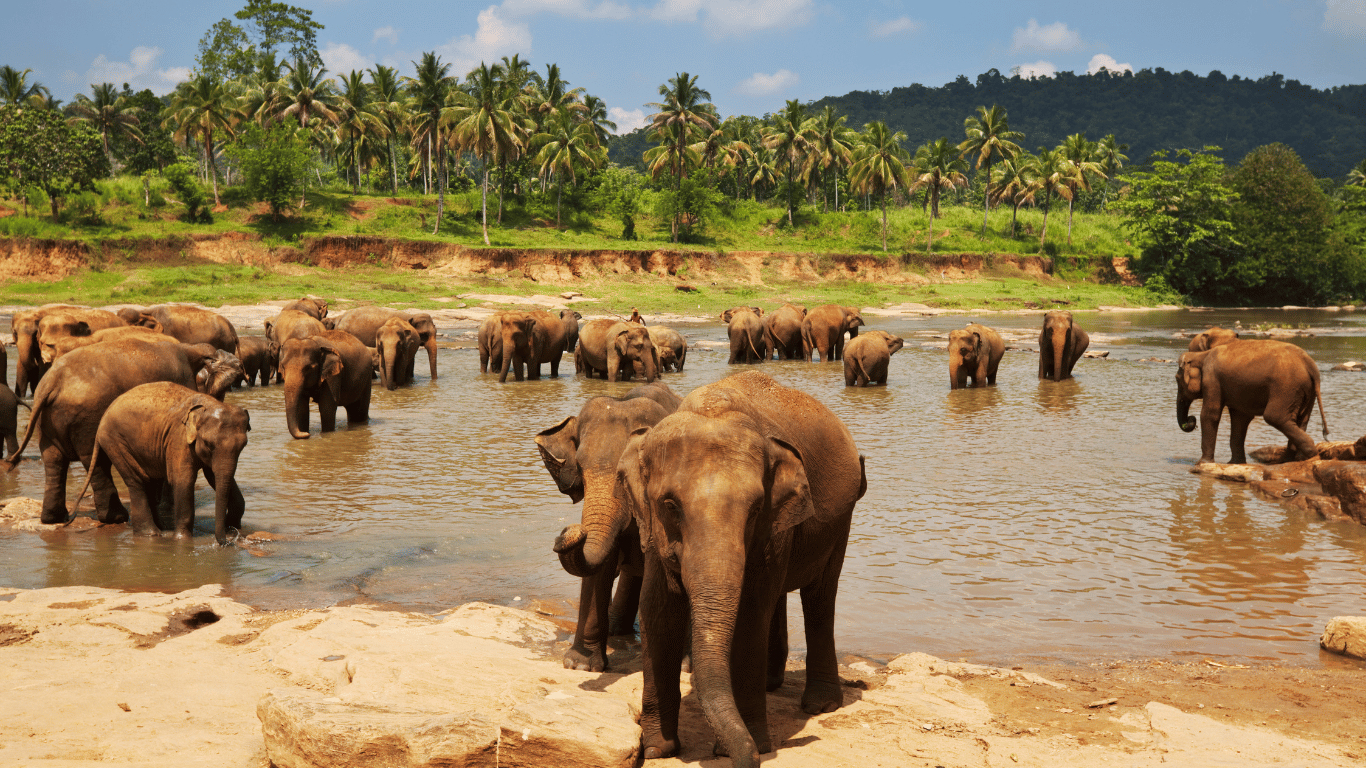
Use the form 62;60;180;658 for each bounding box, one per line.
144;304;239;354
35;308;127;365
265;310;327;381
1039;310;1089;381
279;330;373;439
1176;340;1329;464
539;382;682;672
375;316;420;390
1189;326;1240;352
478;312;544;382
282;297;328;319
52;325;175;360
234;336;276;386
74;382;250;544
764;303;807;360
528;309;581;377
647;326;687;372
333;306;439;381
576;371;864;766
722;307;769;364
0;383;30;454
1;338;243;525
948;323;1006;389
11;304;85;395
114;307;165;331
802;304;863;362
844;330;905;386
577;319;659;383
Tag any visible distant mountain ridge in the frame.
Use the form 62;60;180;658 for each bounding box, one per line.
608;69;1366;179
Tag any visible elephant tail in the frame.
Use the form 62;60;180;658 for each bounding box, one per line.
1;389;47;470
16;398;30;411
1317;383;1330;439
71;440;101;516
746;331;762;363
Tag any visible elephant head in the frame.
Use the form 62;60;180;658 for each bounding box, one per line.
948;327;985;387
720;306;763;323
37;314;92;364
1189;327;1239;352
115;307;165;332
321;317;338;331
183;399;252;544
497;312;540;383
1175;351;1206;433
184;345;244;401
609;323;657;383
842;306;864;338
376;317;419;390
401;312;439;379
279;337;345;439
1040;310;1077;381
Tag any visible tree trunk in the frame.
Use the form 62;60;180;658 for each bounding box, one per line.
981;161;991;235
1066;196;1074;246
433;133;446;236
389;138;398;194
480;167;491;246
1040;198;1051;250
205;135;220;206
880;191;887;252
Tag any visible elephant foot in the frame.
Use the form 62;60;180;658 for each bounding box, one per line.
713;736;770;758
642;736;679;760
608;612;636;637
767;669;785;692
563;645;608;673
41;509;70;525
801;682;845;714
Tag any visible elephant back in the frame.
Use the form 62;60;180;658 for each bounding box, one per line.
332;306;401;346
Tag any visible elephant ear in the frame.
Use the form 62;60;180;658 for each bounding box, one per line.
1190;333;1210;352
721;309;735;323
751;307;764;317
766;436;816;535
182;403;206;445
616;427;652;553
535;416;584;502
1181;357;1203;395
319;344;345;403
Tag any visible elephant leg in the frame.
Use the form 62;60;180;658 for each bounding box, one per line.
346;390;372;424
319;403;338;433
41;445;70;524
767;593;788;691
608;566;642;637
1198;403;1223;464
799;553;848;714
565;563;614;672
1227;410;1254;464
639;558;687;760
1264;402;1317;461
127;480;161;536
549;356;560;378
202;466;246;532
88;458;128;526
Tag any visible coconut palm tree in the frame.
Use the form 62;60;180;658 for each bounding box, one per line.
763;99;815;226
336;70;388;193
912;137;969;253
989;154;1036;238
277;56;340;131
958;104;1022;234
68;82;144;164
645;72;716;242
529;63;585;122
367;64;407;194
848;121;911;252
164;75;242;206
1349;159;1366;188
807;105;855;211
405;52;458;234
533;108;605;226
747;145;781;201
0;66;50;110
1094;134;1128;208
691;118;751;199
1059;133;1105;245
1023;147;1080;250
581;94;616;145
452;61;532;244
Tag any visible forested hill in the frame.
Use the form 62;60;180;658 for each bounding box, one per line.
609;69;1366;178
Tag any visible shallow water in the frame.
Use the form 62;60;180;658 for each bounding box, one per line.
3;307;1366;666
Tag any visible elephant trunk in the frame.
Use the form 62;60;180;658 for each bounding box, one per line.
212;455;240;545
948;354;961;390
284;384;310;439
554;470;625;577
1050;326;1069;381
684;543;759;768
1177;393;1197;433
381;343;398;391
426;338;438;379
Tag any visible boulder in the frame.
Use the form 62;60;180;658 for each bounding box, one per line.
1263;459;1324;484
1320;617;1366;660
1081;350;1109;358
1331;361;1365;371
1189;463;1264;482
1312;461;1366;524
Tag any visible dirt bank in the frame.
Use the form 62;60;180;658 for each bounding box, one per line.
0;233;1074;286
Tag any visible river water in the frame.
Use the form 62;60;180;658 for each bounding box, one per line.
2;307;1365;667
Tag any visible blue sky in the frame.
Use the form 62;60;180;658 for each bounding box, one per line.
5;1;1364;134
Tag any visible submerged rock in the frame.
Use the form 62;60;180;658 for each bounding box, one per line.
1331;361;1365;371
1312;462;1366;525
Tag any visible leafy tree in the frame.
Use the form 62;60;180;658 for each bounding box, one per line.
529;63;585;122
763;99;815;226
912;137;968;252
848;121;910;252
1022;147;1078;250
277;56;339;130
533;108;605;226
645;72;716;242
1059;133;1105;245
234;1;324;68
1112;147;1239;301
0;107;109;220
582;94;616;145
367;64;407;194
225;122;312;221
654;168;721;243
807;105;855;211
0;66;50;110
958;104;1022;234
195;19;257;82
1094;133;1128;205
67;83;144;164
115;88;177;174
593;165;645;239
164;75;241;206
335;70;388;193
990;153;1036;237
1348;159;1366;188
450;60;530;242
161;162;208;222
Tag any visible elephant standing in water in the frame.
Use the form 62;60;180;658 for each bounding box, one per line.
478;312;543;382
647;326;687;372
333;306;439;381
764;303;806;360
76;382;250;544
577;319;659;383
844;330;904;386
1038;310;1089;380
1189;326;1240;352
375;317;420;390
722;306;769;364
142;304;240;354
0;384;30;454
12;304;86;395
540;382;682;672
279;331;373;439
802;304;863;362
572;371;865;767
948;323;1005;389
1176;339;1328;464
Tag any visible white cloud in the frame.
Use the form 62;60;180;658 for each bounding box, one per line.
869;16;922;38
649;0;814;36
734;69;799;96
66;46;188;93
372;26;400;45
437;6;534;76
1086;53;1132;75
1011;19;1081;52
320;42;372;75
609;107;647;134
1011;61;1057;79
500;0;632;19
1324;0;1366;36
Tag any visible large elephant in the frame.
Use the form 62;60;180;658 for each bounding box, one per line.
577;319;659;383
51;325;174;361
528;309;580;377
948;323;1006;389
478;311;543;382
580;371;864;767
540;382;682;672
265;309;326;344
279;331;373;439
282;297;328;319
722;307;769;364
802;304;863;362
333;306;439;380
844;330;904;386
764;303;806;360
1038;310;1089;381
0;384;30;454
12;304;85;395
35;308;126;365
1;338;242;525
76;382;250;544
1176;340;1329;464
375;316;420;390
1189;326;1240;352
145;304;239;353
647;326;687;372
235;336;276;386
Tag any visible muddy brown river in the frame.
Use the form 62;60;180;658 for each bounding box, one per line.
3;307;1365;667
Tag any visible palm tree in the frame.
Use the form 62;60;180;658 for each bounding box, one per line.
848;121;911;252
367;64;407;194
405;52;458;234
1059;133;1105;245
238;52;286;127
1349;159;1366;188
582;94;616;145
912;137;969;253
763;99;814;226
807;105;855;211
336;70;388;193
529;63;585;122
68;83;144;164
164;75;241;206
0;66;50;109
989;154;1036;238
533;108;605;226
958;104;1022;234
452;61;531;244
692;118;751;199
645;72;716;242
277;56;340;130
1023;147;1080;250
747;145;781;201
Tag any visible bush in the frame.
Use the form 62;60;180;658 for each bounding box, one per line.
162;163;208;223
225;124;313;221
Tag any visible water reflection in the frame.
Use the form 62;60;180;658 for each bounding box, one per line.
944;385;1003;422
1036;378;1084;412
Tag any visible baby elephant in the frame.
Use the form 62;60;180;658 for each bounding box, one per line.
948;323;1005;389
76;382;251;544
844;330;904;386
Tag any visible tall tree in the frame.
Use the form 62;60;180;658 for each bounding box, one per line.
1094;133;1128;206
405;52;458;235
533;108;605;226
0;107;109;220
195;18;257;82
763;99;814;226
234;0;324;68
644;72;716;242
335;70;388;193
989;154;1036;238
452;60;531;243
1023;147;1080;250
958;104;1022;234
277;56;339;130
164;75;241;205
67;83;144;164
582;94;616;145
368;64;406;194
0;66;50;110
1346;159;1366;188
848;121;911;252
912;137;968;252
529;63;585;122
1059;133;1105;245
808;105;855;212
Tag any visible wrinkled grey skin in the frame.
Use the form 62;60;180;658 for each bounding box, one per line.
235;336;277;387
279;331;373;440
647;326;688;372
577;319;659;383
948;323;1005;389
802;305;863;362
375;316;420;390
1038;310;1089;381
764;303;807;360
333;307;439;380
722;307;769;364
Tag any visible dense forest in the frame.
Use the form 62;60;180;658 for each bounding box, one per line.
612;69;1366;179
